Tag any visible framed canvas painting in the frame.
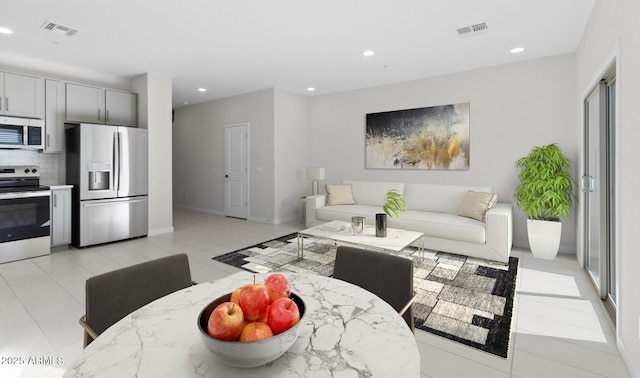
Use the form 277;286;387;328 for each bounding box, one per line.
365;103;470;170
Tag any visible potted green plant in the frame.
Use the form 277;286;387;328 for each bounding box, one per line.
514;143;577;259
376;189;407;237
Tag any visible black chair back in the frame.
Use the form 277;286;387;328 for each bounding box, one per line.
333;246;414;330
84;253;192;345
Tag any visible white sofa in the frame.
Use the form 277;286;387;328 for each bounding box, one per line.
305;180;513;263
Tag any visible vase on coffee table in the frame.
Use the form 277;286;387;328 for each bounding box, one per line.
351;216;365;234
375;213;387;237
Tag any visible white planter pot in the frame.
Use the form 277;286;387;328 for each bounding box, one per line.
526;219;562;260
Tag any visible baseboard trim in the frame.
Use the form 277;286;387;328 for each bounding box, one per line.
174;204;225;216
148;226;174;236
617;338;640;378
248;216;273;224
173;205;304;225
512;238;576;255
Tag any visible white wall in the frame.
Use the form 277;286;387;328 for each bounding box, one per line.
173;89;277;222
132;73;174;236
274;89;309;223
307;54;579;253
173;88;311;224
576;0;640;375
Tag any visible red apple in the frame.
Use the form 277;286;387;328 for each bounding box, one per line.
264;274;291;302
267;297;300;334
230;286;243;304
238;283;270;321
239;321;274;342
207;302;244;341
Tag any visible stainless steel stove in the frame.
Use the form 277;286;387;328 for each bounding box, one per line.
0;165;51;264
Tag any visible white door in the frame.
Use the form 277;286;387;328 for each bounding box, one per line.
224;123;249;219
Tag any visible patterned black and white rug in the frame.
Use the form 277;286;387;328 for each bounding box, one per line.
213;233;518;358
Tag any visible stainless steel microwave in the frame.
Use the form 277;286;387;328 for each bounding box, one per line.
0;116;44;150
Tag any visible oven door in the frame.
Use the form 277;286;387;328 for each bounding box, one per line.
0;191;50;242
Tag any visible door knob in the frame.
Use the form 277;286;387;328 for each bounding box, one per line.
225;174;229;178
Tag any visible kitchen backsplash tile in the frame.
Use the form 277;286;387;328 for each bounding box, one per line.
0;150;61;186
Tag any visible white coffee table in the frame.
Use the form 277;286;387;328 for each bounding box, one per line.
297;220;423;259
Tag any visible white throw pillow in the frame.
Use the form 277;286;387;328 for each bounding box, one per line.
457;191;498;222
325;184;356;205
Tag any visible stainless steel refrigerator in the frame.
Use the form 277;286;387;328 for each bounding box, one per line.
66;123;148;247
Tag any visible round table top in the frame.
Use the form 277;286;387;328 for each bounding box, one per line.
64;271;420;377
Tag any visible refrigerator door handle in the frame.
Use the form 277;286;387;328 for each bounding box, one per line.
113;131;121;192
82;198;147;208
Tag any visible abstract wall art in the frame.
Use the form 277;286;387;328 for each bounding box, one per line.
365;103;470;170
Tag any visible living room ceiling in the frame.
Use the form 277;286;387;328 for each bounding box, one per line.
1;0;595;108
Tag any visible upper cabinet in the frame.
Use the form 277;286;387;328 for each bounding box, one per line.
65;83;104;124
66;83;137;126
105;90;137;127
0;72;44;119
44;79;66;153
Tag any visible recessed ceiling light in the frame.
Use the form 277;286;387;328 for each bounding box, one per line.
0;27;13;35
510;47;525;54
307;87;316;92
197;88;207;92
363;50;375;57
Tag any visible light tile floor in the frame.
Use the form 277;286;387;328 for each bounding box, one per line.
0;208;631;378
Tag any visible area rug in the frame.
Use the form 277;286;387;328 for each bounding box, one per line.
213;233;518;358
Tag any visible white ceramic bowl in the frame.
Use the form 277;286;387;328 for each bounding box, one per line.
197;292;306;368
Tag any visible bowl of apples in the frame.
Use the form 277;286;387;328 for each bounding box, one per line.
197;273;307;368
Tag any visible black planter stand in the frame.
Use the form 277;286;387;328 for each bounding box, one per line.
375;213;387;237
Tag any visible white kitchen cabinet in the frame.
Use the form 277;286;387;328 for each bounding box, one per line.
0;72;44;118
50;186;72;247
44;79;66;153
105;90;137;126
65;83;105;124
66;83;137;126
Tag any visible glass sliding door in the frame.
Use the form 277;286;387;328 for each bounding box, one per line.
584;83;606;293
606;78;617;310
582;70;617;319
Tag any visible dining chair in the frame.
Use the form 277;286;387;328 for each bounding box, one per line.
333;246;418;332
79;253;194;347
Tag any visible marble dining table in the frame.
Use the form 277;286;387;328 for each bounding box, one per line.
64;271;420;377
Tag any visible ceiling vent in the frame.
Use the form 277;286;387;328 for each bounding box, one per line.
40;20;80;37
457;22;489;38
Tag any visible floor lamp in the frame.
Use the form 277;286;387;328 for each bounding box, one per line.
306;167;325;195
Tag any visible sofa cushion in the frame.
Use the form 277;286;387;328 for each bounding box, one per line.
401;210;486;244
317;204;381;225
325;184;356;205
457;191;498;222
316;204;486;245
343;180;405;207
404;183;492;214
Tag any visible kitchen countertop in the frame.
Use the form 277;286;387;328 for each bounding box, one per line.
49;185;73;189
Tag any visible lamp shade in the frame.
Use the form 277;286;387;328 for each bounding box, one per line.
306;167;325;180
